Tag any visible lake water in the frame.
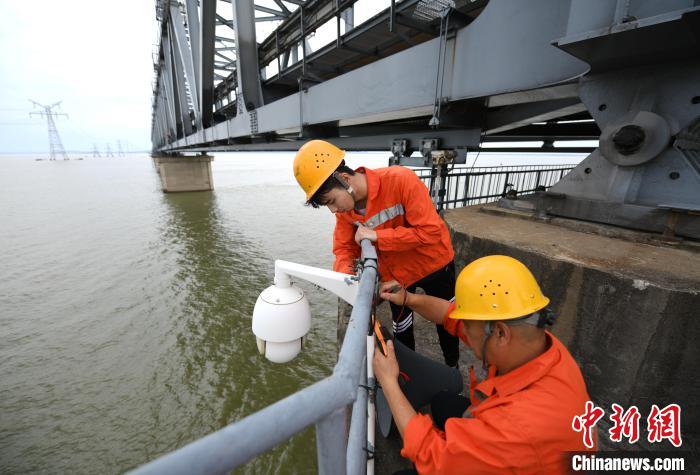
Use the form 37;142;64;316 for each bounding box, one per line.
0;150;583;474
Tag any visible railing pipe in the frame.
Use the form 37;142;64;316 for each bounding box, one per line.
131;377;344;475
317;407;349;475
346;358;368;475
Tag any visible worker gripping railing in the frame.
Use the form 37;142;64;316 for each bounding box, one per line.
131;240;378;475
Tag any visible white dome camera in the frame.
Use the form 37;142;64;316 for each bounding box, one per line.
252;282;311;363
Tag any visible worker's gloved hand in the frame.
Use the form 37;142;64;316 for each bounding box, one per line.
354;224;377;245
379;280;407;306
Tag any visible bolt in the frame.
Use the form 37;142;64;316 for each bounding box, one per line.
612;125;645;155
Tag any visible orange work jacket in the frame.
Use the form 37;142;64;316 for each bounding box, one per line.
401;304;596;474
332;166;454;285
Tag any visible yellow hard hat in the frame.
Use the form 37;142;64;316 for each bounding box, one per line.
293;140;345;200
450;255;550;321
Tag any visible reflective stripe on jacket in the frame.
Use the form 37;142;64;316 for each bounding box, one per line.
332;166;454;285
401;303;595;474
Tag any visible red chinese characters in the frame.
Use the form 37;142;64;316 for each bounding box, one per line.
572;400;604;449
573;401;683;448
647;403;682;448
609;404;641;443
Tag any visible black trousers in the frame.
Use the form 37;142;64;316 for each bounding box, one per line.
389;260;460;366
391;393;469;475
430;391;471;431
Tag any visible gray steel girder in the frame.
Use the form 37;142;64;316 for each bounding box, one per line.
186;0;201;103
170;21;194;137
161;0;590;151
231;0;264;111
170;2;201;130
160;30;178;142
544;61;700;238
200;0;217;128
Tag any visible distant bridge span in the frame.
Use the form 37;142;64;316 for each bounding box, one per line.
151;0;700;238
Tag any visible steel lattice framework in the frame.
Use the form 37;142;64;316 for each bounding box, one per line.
151;0;700;238
30;100;69;160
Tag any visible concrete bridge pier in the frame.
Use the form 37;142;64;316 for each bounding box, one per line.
152;154;214;192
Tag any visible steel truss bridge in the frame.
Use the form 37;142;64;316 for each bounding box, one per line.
151;0;700;237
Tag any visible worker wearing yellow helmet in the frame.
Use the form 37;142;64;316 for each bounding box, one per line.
374;255;595;474
293;139;460;366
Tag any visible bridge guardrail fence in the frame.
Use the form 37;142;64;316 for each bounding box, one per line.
414;164;576;210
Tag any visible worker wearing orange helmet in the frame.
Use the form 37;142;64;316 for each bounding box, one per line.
374;255;595;474
293;139;459;366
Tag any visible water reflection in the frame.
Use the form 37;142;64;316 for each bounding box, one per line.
149;191;318;473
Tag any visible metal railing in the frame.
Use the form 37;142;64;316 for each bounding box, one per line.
415;164;576;210
131;240;379;475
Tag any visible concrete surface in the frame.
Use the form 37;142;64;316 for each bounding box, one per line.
153;155;213;192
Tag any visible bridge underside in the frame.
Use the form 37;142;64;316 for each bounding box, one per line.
151;0;700;239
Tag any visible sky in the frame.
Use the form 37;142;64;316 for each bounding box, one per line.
0;0;155;154
0;0;395;156
0;0;593;156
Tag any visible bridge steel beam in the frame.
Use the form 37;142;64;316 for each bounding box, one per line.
231;0;264;111
185;0;201;104
169;2;201;130
160;0;590;152
160;35;178;143
200;0;217;128
169;21;194;137
151;0;700;236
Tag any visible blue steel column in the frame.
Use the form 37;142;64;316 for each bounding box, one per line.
231;0;264;111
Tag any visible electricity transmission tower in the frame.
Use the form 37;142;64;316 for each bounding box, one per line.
116;140;124;157
92;144;101;157
29;100;69;160
105;144;114;157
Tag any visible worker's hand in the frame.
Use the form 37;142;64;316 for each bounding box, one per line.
373;340;400;386
379;281;409;306
354;225;377;244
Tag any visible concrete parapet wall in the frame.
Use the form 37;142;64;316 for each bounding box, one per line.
445;204;700;452
153;155;214;192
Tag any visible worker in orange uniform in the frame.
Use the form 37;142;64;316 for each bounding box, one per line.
293;139;459;366
374;255;595;474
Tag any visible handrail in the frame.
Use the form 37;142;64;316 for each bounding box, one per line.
414;164;576;210
130;240;378;475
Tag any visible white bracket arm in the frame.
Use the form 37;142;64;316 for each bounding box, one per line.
274;259;359;306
